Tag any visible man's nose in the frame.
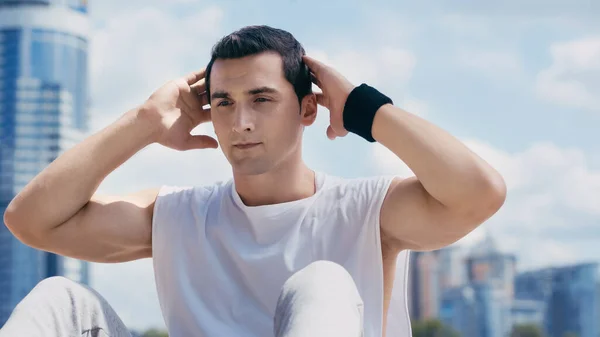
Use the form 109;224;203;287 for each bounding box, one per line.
232;106;255;133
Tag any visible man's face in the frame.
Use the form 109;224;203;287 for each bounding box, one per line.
209;51;316;175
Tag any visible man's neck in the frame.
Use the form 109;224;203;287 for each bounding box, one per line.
233;161;316;207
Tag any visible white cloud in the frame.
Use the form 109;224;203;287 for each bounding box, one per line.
439;14;492;38
463;140;600;216
88;0;207;23
91;259;165;331
371;143;414;178
402;99;428;117
372;136;600;270
435;0;597;21
456;48;523;78
305;47;416;90
89;5;223;115
535;36;600;112
304;46;417;136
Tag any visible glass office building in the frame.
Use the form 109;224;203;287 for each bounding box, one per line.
515;263;599;337
0;0;90;326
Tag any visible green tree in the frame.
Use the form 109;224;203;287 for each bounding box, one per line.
141;329;169;337
412;319;461;337
510;323;545;337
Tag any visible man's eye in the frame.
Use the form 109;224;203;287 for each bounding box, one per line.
255;97;270;103
217;101;231;107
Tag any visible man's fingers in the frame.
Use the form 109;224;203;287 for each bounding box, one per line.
326;125;337;140
190;78;206;94
310;72;322;87
302;55;325;76
184;68;207;85
315;92;327;107
196;106;212;123
184;135;218;150
195;90;210;107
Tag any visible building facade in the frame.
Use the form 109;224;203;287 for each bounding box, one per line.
515;263;599;337
439;285;478;337
0;0;90;326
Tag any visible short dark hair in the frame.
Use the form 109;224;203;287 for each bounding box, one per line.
205;25;312;104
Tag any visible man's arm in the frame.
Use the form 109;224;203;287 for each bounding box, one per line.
374;104;506;252
3;69;216;263
3;108;160;263
301;55;506;252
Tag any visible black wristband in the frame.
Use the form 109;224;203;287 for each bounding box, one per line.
342;83;393;142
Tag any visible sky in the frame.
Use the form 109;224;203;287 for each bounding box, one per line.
84;0;600;331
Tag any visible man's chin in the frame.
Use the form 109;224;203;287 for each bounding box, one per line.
231;161;272;177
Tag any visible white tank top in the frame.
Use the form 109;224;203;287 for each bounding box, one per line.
151;171;412;337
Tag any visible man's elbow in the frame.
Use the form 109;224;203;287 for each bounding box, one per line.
3;200;21;234
482;172;507;214
464;172;507;223
3;202;44;248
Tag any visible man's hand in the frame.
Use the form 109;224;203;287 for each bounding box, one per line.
305;55;505;253
302;55;355;140
142;68;218;151
4;68;222;263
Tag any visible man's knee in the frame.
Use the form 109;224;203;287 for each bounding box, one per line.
33;276;80;292
281;260;361;302
10;277;80;314
290;261;352;285
17;276;94;310
274;261;364;336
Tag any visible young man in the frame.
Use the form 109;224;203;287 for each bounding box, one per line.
1;25;506;337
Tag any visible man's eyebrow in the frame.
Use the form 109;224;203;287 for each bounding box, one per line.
211;91;230;100
211;87;279;100
247;86;279;95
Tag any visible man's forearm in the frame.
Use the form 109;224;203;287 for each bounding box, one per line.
371;104;506;212
4;106;160;237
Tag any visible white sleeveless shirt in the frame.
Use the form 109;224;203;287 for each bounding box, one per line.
151;171;412;337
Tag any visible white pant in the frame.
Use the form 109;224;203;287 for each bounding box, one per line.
0;260;364;337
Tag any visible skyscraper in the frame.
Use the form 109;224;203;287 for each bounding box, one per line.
466;234;517;298
408;246;466;322
439;285;478;337
0;0;90;326
408;250;441;320
438;235;516;337
515;263;599;337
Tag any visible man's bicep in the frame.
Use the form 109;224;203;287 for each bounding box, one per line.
39;187;161;263
379;177;476;252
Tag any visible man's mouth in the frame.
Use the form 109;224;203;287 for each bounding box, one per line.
233;142;261;149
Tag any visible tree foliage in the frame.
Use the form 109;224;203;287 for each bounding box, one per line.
412;319;461;337
141;329;169;337
510;323;545;337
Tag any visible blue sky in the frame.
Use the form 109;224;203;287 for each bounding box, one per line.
85;0;600;330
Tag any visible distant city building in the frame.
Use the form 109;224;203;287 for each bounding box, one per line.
437;246;465;291
411;232;598;337
511;299;545;327
408;250;442;320
0;0;90;327
407;251;420;320
466;234;516;298
439;285;478;337
515;263;599;337
441;282;512;337
408;246;466;322
471;281;512;337
437;235;516;337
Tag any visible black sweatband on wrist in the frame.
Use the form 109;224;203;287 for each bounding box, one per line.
342;83;393;142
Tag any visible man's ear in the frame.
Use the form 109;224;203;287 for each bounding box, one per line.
300;93;317;127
